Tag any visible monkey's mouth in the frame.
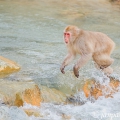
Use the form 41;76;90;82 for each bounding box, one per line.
65;39;68;44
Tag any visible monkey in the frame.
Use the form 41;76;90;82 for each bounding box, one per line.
60;25;115;78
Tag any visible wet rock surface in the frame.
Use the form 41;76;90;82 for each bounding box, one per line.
0;56;20;78
66;77;120;105
0;79;41;107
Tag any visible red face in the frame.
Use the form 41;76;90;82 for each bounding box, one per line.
64;32;70;44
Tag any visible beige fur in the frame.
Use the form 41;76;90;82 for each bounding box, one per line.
60;25;115;77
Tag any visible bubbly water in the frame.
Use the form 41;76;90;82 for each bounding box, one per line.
0;0;120;119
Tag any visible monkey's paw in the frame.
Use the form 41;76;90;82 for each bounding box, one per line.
60;67;65;74
73;66;79;78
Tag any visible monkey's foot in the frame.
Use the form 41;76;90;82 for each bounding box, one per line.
73;66;79;78
60;67;65;74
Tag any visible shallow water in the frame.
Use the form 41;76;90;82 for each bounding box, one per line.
0;0;120;119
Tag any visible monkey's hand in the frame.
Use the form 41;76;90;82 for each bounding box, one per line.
60;66;65;74
73;66;79;78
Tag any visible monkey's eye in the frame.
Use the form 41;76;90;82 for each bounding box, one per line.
64;33;70;36
67;33;70;36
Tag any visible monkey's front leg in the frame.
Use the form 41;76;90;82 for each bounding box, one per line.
60;53;75;74
73;54;92;78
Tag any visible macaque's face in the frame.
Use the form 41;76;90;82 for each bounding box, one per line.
64;32;70;44
64;25;79;44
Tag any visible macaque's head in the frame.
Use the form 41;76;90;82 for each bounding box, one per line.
64;25;80;44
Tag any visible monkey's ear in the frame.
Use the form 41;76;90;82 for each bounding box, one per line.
76;28;80;33
78;29;84;36
75;28;81;35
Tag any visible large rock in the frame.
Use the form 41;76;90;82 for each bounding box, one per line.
0;79;41;107
0;79;66;107
83;77;120;99
66;77;120;105
0;56;20;78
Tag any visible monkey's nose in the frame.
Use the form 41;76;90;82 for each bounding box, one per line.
65;40;68;44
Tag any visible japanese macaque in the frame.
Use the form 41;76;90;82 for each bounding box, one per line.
60;25;115;78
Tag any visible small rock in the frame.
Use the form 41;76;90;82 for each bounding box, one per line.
0;56;20;78
24;109;42;117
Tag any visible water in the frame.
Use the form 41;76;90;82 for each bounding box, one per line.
0;0;120;119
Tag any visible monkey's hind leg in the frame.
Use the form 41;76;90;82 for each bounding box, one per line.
94;55;114;75
94;62;113;75
99;58;114;70
94;54;114;69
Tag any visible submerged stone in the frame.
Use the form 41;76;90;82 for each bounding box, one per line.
24;109;42;117
40;86;66;104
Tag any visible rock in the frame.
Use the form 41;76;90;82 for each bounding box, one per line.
83;77;120;99
23;85;41;106
0;56;20;78
0;79;67;107
66;77;120;105
14;93;24;107
0;79;41;107
66;94;86;105
40;86;66;104
24;109;43;117
62;113;71;120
